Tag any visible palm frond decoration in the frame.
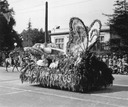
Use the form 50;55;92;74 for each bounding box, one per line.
24;47;44;56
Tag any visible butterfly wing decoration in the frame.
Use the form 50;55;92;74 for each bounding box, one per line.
67;17;88;56
87;19;102;51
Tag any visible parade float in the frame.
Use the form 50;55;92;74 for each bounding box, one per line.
20;17;114;92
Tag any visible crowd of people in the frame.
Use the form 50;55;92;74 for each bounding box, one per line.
1;50;128;74
97;54;128;74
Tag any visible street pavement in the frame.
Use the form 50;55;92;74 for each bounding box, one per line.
0;67;128;107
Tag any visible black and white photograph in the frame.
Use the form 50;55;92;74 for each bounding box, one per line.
0;0;128;107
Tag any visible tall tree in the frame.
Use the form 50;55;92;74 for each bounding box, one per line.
21;20;45;47
21;28;45;47
105;0;128;47
0;0;21;51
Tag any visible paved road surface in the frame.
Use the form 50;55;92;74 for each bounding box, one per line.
0;67;128;107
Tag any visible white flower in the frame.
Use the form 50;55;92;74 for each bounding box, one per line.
49;61;59;68
36;59;48;67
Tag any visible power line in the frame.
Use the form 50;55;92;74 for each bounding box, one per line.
9;0;92;11
16;9;44;15
7;1;45;14
10;0;94;15
16;4;43;12
50;0;93;9
9;0;28;4
8;1;44;14
9;0;42;4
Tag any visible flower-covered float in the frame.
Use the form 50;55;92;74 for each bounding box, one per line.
20;17;114;92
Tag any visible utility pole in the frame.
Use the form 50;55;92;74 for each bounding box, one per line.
45;1;48;43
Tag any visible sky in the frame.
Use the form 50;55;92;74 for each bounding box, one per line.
8;0;115;33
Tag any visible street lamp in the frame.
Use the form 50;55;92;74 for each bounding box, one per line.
14;42;17;49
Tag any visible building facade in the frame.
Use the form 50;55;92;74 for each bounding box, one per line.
50;26;111;54
50;28;69;53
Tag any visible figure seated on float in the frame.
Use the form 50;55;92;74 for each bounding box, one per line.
36;54;48;67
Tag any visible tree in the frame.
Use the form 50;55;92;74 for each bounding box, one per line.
105;0;128;47
21;20;45;47
21;28;45;47
0;0;21;51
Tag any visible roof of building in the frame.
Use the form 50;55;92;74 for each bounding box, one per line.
50;25;110;36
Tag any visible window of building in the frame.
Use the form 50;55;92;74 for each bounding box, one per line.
100;36;104;42
55;38;64;49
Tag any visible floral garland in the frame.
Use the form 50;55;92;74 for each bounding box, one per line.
20;51;114;92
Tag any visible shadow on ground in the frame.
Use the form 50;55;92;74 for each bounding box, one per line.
31;84;128;94
90;85;128;94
